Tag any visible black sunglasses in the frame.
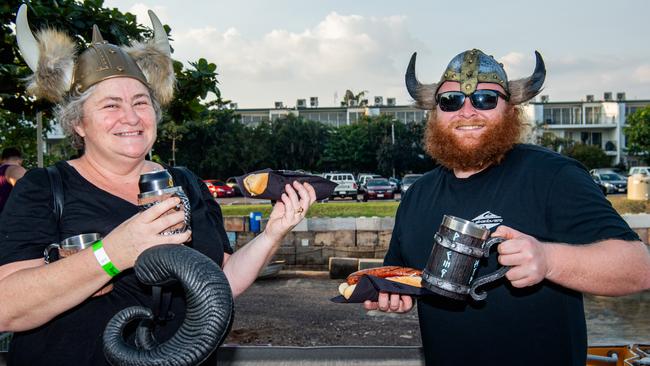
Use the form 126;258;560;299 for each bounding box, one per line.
436;90;509;112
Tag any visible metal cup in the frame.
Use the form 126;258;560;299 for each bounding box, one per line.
422;215;509;301
44;233;101;264
137;170;191;235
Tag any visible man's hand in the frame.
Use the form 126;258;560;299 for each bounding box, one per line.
363;292;414;313
492;225;550;288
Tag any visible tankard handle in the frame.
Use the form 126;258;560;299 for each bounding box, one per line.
44;243;60;264
469;237;509;301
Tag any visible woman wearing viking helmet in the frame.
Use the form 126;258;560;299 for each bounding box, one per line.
0;6;315;365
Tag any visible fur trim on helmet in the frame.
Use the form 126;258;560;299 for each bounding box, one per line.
123;40;175;106
25;29;76;103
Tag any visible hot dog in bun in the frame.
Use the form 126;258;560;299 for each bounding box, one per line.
338;266;422;299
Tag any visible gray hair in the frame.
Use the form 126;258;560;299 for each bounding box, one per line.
54;84;163;149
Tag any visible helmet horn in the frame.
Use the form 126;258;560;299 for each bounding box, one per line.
16;4;39;71
404;52;437;110
508;50;546;104
148;10;171;56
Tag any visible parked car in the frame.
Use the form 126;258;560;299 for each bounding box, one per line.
203;180;235;198
225;177;242;196
357;173;382;191
591;172;627;194
388;177;401;193
589;168;627;177
361;178;394;201
400;174;423;194
323;172;358;200
629;166;650;176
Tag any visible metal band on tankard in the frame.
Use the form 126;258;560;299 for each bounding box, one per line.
422;215;509;301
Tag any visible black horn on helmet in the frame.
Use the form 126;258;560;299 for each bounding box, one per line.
103;245;234;366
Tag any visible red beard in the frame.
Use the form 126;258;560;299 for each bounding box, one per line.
424;107;524;171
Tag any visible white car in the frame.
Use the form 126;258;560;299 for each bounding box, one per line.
324;173;358;200
629;166;650;176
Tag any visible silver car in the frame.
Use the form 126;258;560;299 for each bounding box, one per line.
400;174;423;194
591;172;627;194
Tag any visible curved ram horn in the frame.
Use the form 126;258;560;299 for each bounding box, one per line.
103;245;234;366
508;50;546;105
404;52;437;110
148;10;171;56
16;4;39;71
405;52;421;101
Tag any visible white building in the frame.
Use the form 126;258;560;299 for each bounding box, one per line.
236;96;427;127
527;92;650;165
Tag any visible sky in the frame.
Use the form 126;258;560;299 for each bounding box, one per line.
103;0;650;108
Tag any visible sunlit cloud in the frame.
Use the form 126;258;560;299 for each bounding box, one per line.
171;12;424;107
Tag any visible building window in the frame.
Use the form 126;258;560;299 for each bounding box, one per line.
585;106;602;124
592;132;602;147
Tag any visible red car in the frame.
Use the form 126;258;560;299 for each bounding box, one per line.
203;180;235;198
361;178;395;201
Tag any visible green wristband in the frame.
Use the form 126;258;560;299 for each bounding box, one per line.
92;240;120;277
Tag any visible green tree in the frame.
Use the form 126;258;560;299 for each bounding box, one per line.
158;58;225;166
0;0;147;165
538;132;573;154
564;143;611;170
340;89;368;107
624;105;650;164
267;115;330;171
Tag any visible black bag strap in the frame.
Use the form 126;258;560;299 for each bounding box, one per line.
46;165;64;220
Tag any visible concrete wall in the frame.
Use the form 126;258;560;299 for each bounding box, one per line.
224;214;650;269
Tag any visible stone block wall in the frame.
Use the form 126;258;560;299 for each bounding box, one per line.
224;214;650;270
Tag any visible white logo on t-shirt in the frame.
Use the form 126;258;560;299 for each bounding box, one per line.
472;211;503;230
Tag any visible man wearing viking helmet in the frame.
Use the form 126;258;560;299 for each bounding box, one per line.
366;49;650;365
0;5;316;365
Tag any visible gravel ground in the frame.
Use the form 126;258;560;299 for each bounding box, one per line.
225;271;421;347
225;271;650;347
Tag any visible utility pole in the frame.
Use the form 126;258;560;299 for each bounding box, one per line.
391;122;396;178
36;111;43;167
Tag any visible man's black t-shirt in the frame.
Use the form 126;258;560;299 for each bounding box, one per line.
0;161;233;366
385;144;639;366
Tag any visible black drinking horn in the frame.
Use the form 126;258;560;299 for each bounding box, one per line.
103;245;234;366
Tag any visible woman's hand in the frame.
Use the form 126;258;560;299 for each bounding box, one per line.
102;197;192;270
263;181;316;243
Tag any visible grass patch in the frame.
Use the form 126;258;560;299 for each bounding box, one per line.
220;196;649;218
220;200;399;218
608;195;650;215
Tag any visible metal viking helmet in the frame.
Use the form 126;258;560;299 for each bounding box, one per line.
405;48;546;110
15;4;175;105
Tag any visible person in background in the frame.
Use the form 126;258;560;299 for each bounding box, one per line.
365;49;650;366
0;7;316;365
0;147;26;213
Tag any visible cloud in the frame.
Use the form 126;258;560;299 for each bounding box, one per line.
171;12;424;107
124;3;169;26
635;64;650;83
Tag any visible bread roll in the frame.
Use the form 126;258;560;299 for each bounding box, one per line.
386;275;422;288
343;284;356;299
243;173;269;196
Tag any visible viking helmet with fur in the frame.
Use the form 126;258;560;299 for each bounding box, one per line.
15;4;175;105
405;48;546;110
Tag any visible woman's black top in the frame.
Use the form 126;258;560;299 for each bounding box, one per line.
0;161;233;365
